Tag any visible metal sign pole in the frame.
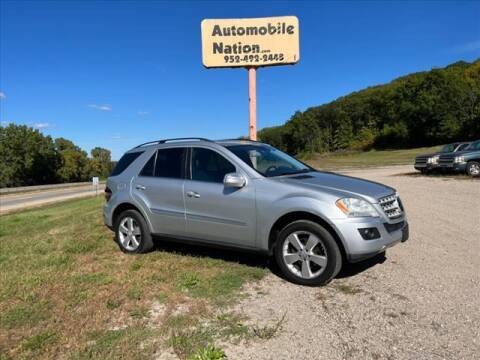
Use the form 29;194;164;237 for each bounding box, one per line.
248;67;257;140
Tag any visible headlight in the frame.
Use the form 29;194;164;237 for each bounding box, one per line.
454;156;465;163
428;156;439;164
335;198;379;218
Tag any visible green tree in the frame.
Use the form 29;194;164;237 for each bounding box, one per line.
0;124;59;187
54;137;89;182
90;147;112;178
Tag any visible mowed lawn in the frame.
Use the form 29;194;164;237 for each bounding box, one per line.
306;145;441;170
0;197;268;359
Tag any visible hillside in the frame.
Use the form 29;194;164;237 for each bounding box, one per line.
259;60;480;155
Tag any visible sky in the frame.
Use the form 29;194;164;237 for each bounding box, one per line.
1;1;479;160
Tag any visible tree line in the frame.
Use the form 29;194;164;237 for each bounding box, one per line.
0;124;114;188
259;60;480;155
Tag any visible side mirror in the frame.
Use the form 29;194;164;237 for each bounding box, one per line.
223;172;246;188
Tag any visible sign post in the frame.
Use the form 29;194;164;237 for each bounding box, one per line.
92;176;99;196
201;16;300;140
248;67;257;140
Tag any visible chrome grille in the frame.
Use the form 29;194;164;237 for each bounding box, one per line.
415;156;428;165
378;194;403;219
439;154;454;165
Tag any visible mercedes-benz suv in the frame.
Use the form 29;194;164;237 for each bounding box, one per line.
104;138;409;286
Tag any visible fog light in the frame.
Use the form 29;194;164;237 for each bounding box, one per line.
358;227;380;240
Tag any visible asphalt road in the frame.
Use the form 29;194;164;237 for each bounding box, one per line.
0;184;105;214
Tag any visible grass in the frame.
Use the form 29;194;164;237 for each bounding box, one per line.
0;197;268;359
305;145;442;170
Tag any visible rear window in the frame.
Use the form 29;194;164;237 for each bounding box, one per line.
110;151;143;176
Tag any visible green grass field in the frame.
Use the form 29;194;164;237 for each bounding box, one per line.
305;146;441;170
0;197;268;359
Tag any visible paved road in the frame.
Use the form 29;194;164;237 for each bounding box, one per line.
0;184;105;214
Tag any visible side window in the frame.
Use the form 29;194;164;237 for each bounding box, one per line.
191;148;235;183
154;148;186;179
110;151;143;176
139;153;156;177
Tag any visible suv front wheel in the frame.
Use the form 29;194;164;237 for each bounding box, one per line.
466;161;480;177
114;209;154;254
274;220;342;286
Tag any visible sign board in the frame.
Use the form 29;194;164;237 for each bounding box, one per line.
92;177;99;186
201;16;300;68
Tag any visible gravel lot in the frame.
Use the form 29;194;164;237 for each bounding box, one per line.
224;165;480;360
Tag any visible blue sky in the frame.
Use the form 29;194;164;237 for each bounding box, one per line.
1;1;479;160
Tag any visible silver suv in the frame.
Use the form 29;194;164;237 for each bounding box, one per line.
104;138;408;285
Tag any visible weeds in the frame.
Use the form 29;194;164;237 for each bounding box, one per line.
251;312;287;340
0;197;267;359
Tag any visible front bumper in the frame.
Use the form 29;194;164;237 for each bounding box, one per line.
333;217;409;262
439;162;466;173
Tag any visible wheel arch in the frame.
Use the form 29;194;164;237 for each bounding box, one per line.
268;211;348;261
112;202;152;231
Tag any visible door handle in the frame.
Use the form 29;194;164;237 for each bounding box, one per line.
186;191;200;198
135;184;146;190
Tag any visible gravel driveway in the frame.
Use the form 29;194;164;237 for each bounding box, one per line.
224;165;480;360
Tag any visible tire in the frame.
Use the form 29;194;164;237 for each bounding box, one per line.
114;209;154;254
466;161;480;177
274;220;342;286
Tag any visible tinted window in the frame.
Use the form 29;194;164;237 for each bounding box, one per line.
139;153;156;177
155;148;186;178
110;151;143;176
191;148;235;183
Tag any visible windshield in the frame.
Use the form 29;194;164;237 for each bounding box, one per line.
440;144;457;153
457;143;470;151
226;144;311;177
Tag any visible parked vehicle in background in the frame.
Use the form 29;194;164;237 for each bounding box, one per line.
438;140;480;177
103;138;409;286
414;143;470;173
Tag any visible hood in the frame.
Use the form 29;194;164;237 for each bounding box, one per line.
273;171;395;203
416;152;441;159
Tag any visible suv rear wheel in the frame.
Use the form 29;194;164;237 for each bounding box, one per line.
466;161;480;177
274;220;342;286
114;209;154;253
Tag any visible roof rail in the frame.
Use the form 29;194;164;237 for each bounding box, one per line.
134;137;212;148
217;138;263;143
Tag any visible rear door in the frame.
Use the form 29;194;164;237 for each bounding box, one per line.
184;147;256;247
132;147;187;236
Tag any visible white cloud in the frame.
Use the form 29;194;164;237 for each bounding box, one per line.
88;104;112;111
452;40;480;53
111;134;122;140
0;91;6;99
33;122;51;129
1;121;8;126
138;111;149;116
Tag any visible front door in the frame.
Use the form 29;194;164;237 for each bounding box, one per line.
132;147;187;236
184;147;256;247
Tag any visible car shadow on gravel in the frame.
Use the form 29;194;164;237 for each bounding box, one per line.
336;252;387;279
151;236;388;283
394;171;478;180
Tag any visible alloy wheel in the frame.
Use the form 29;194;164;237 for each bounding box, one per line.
118;216;142;251
468;163;480;176
282;231;328;279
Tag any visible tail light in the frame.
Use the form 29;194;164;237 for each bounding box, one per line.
105;187;112;202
